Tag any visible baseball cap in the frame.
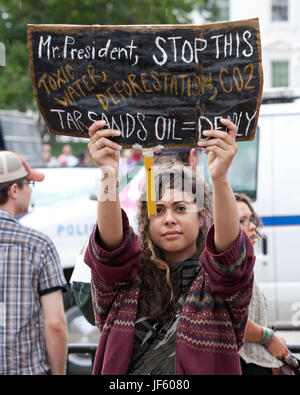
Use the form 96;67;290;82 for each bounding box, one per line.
0;151;45;183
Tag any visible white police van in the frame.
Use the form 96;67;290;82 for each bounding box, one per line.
250;92;300;329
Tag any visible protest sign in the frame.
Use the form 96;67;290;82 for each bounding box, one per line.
28;19;263;148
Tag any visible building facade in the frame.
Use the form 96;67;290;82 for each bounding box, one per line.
230;0;300;92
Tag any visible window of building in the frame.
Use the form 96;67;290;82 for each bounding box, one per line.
272;0;289;22
272;61;289;87
205;0;229;22
217;0;229;21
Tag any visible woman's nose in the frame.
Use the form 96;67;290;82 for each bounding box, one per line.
248;221;256;231
164;209;176;225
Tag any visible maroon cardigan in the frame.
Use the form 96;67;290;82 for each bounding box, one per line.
84;210;255;375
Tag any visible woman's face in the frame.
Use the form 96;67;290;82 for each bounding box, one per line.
148;188;202;263
237;201;257;245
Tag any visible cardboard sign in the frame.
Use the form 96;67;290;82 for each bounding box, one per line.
28;19;263;148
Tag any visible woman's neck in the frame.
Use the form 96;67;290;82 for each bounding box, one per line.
164;244;198;265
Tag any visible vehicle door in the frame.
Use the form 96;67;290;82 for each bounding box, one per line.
270;112;300;327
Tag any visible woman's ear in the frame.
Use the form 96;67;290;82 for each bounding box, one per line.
198;208;207;229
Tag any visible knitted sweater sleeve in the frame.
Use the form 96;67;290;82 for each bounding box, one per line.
200;224;255;348
83;210;142;330
84;209;142;286
201;224;255;295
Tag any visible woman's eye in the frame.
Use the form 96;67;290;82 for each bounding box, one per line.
156;207;163;214
177;205;186;212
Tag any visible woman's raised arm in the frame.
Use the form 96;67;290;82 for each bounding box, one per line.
88;120;123;251
198;119;239;253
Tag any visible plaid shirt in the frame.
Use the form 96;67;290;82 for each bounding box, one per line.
0;210;67;375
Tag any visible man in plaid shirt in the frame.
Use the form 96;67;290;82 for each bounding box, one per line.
0;151;68;375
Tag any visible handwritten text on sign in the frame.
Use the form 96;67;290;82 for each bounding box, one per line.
28;19;263;148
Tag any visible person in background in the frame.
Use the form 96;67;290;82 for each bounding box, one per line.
236;192;289;375
58;144;78;167
122;148;143;170
0;151;68;375
119;148;143;180
83;119;255;375
42;143;59;167
75;149;94;167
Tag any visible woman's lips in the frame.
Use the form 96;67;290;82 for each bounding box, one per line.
162;231;182;240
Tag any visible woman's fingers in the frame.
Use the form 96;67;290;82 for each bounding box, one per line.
88;120;106;137
197;133;238;156
88;137;121;157
198;119;237;142
198;135;231;151
88;121;122;153
94;136;122;152
99;146;117;156
89;120;121;140
196;119;238;181
197;119;238;155
90;128;121;144
219;118;238;139
87;121;123;174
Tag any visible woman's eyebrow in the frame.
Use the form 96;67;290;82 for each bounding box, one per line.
156;200;194;206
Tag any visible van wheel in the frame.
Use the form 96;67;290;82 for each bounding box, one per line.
66;305;99;375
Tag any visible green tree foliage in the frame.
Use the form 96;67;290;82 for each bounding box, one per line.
201;0;229;22
0;0;225;110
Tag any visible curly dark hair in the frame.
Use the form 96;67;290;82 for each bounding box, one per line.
136;164;212;325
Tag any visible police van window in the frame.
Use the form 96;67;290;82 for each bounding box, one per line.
198;128;259;200
30;168;100;207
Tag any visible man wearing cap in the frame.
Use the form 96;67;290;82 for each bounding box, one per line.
0;151;68;375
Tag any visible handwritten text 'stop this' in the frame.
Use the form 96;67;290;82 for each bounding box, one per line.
38;31;254;66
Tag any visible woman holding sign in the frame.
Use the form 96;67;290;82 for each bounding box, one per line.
84;118;255;375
